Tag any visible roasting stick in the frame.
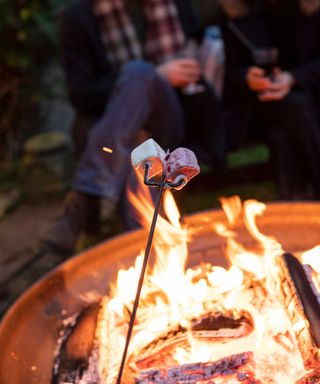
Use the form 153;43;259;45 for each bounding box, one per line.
116;139;200;384
116;164;184;384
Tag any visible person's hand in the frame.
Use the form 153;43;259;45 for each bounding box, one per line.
246;66;274;93
156;58;201;87
258;71;295;102
218;0;249;18
299;0;320;16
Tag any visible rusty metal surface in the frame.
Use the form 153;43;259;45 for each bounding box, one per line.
0;202;319;384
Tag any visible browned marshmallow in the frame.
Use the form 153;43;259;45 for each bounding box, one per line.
164;148;200;189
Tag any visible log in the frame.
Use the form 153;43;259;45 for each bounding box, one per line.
51;302;100;384
135;311;253;370
296;368;320;384
135;352;257;383
279;253;320;369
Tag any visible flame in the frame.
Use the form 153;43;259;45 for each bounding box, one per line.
88;184;316;383
302;245;320;274
301;245;320;295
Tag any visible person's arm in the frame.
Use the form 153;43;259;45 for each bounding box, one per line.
221;11;273;101
257;60;320;102
59;6;118;117
157;59;201;87
258;69;294;101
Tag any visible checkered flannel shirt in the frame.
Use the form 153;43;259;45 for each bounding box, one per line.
93;0;186;67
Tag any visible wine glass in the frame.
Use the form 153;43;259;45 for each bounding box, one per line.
179;40;205;95
251;47;279;78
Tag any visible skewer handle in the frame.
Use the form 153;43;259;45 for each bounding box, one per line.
116;169;165;384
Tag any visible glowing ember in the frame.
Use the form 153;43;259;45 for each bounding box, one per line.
66;183;319;383
102;147;113;154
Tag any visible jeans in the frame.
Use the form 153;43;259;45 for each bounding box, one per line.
73;60;185;201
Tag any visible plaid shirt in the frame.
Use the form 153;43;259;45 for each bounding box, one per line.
144;0;186;63
93;0;186;67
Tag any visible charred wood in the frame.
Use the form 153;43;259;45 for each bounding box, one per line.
284;253;320;346
191;310;254;339
135;311;253;370
279;253;320;369
52;302;100;384
135;352;259;383
303;264;320;305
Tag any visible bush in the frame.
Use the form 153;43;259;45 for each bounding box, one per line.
0;0;67;165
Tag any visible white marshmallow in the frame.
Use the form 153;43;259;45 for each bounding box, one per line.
131;138;166;178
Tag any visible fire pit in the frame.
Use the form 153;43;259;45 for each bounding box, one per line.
0;200;319;384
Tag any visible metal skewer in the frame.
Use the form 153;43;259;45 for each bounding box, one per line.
116;164;183;384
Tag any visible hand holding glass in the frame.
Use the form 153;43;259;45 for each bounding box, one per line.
251;47;279;78
179;40;205;95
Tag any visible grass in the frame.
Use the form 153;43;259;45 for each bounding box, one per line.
0;160;21;192
227;144;270;169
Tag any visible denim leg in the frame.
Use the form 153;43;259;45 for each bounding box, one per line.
73;60;185;200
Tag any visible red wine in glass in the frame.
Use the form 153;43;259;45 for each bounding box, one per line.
251;47;279;77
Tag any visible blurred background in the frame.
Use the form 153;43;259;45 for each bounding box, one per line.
0;0;74;194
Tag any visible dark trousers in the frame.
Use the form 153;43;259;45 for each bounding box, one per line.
249;90;320;199
178;81;227;170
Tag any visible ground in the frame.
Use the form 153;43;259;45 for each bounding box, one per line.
0;197;63;316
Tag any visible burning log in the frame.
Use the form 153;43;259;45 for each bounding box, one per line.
191;310;254;339
135;311;254;370
52;302;100;384
279;253;320;369
303;264;320;306
135;351;260;383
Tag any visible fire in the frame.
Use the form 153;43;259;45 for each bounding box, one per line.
302;246;320;293
81;181;319;383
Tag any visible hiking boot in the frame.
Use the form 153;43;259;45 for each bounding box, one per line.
43;191;103;255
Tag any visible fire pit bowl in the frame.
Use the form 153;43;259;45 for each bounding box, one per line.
0;202;319;384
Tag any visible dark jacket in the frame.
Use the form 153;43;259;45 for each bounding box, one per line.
219;1;320;149
59;0;199;117
222;1;320;104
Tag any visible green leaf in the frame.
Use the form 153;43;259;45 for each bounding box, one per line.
31;10;58;45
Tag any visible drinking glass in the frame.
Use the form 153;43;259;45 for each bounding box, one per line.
251;47;279;77
179;40;205;95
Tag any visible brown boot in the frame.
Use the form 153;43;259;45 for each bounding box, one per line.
43;191;101;255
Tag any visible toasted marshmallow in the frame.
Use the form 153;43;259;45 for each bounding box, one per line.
164;148;200;188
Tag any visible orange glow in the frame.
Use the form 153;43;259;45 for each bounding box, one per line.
301;245;320;293
102;146;113;154
83;184;318;383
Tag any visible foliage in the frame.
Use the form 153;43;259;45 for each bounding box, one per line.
0;0;65;72
0;0;68;165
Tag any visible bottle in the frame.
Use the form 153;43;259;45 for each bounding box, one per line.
200;26;225;99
